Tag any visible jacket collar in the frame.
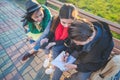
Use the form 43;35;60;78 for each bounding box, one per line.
82;25;103;52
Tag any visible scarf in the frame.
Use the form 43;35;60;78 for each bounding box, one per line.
55;23;69;41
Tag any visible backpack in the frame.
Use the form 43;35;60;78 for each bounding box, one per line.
90;55;120;80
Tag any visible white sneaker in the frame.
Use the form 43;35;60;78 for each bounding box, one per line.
45;67;55;74
43;59;50;68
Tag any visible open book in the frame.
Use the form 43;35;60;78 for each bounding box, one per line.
51;51;76;71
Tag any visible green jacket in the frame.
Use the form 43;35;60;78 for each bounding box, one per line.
28;5;51;34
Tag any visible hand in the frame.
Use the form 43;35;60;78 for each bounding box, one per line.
34;21;40;25
64;63;77;70
61;52;69;62
24;25;29;33
46;42;56;49
40;38;49;45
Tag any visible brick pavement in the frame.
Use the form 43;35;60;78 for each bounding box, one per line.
0;0;52;80
1;0;120;80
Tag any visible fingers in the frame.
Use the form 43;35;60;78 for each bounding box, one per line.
40;38;48;45
64;63;77;70
64;63;69;68
46;42;56;49
46;43;52;49
65;52;69;56
46;44;50;49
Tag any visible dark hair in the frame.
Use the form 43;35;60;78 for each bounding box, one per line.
21;8;40;26
50;4;78;32
24;0;42;22
25;11;35;22
59;4;78;19
68;20;94;41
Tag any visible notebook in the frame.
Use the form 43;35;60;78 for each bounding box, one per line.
51;51;76;71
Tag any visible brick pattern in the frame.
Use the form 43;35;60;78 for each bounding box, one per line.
2;0;120;80
0;0;51;80
0;0;74;80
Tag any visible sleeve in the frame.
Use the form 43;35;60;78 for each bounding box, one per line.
76;62;103;72
55;39;65;45
46;31;54;42
64;38;76;54
36;19;52;42
41;5;52;30
54;37;71;46
76;63;87;71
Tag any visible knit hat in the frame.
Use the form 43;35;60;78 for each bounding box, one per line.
26;0;41;13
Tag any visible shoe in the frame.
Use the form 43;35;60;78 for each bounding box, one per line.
45;66;55;74
22;51;38;61
43;58;50;68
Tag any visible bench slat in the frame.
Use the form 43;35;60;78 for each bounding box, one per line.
46;0;120;34
46;0;120;54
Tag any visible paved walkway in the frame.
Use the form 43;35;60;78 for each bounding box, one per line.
1;0;119;80
0;0;52;80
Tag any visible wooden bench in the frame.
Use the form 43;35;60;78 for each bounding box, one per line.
45;0;120;79
45;0;120;54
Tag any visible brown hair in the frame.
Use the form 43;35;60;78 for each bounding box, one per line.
50;16;60;32
59;3;78;19
50;3;78;32
68;19;94;41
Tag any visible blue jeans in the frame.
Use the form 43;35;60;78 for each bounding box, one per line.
51;45;67;80
52;68;91;80
52;67;63;80
69;72;92;80
29;39;35;44
52;45;67;59
33;20;52;51
113;70;120;80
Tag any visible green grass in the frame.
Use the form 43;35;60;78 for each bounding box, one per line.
37;0;46;4
46;3;59;11
112;31;120;40
37;0;59;10
37;0;120;40
59;0;120;40
59;0;120;24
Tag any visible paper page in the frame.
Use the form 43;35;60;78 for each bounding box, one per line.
51;51;76;71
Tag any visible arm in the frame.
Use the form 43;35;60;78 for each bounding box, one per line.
40;31;54;46
46;31;54;42
54;39;66;45
36;19;52;43
23;25;29;33
41;5;52;30
65;63;77;70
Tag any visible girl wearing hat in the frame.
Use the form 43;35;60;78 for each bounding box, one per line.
22;0;52;61
22;3;78;62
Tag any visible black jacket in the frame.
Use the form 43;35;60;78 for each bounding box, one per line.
66;21;114;72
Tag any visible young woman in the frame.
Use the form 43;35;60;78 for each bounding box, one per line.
40;4;78;74
21;0;52;61
54;19;114;80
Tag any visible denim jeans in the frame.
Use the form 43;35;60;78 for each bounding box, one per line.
52;45;67;59
52;67;63;80
68;72;92;80
113;71;120;80
29;39;35;44
52;68;91;80
33;20;52;51
51;45;67;80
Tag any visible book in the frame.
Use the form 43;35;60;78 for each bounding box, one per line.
51;51;76;71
